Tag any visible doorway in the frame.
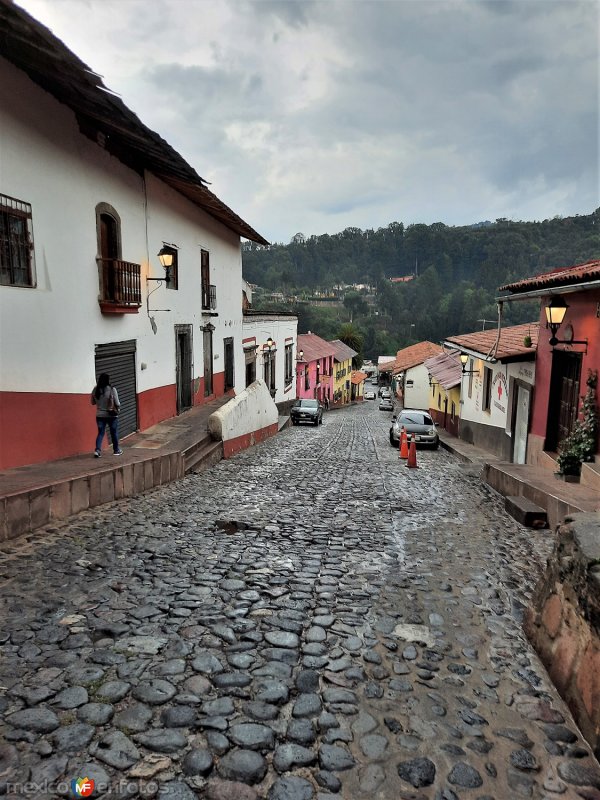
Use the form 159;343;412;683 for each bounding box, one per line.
203;326;214;397
546;350;582;451
175;325;193;413
512;384;531;464
94;340;137;437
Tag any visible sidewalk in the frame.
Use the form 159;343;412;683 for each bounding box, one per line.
438;428;600;529
0;399;229;542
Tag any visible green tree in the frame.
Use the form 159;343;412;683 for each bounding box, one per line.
338;323;364;368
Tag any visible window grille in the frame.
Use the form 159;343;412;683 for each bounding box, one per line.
0;194;35;287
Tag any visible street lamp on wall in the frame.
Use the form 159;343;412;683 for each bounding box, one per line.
545;296;588;350
460;353;479;375
148;244;176;285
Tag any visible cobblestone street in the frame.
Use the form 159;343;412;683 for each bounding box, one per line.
2;402;599;800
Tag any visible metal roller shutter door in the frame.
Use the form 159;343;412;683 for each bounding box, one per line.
95;340;138;437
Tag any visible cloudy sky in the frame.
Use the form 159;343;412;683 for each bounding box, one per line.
18;0;599;243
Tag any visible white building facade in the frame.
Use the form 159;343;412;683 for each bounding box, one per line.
0;5;268;470
242;313;299;409
445;323;539;462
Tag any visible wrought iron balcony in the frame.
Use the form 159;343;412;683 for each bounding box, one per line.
202;283;217;311
98;258;141;312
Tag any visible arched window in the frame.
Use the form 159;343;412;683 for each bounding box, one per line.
94;203;139;311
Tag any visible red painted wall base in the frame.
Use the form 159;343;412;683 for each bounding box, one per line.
223;423;279;459
1;370;231;470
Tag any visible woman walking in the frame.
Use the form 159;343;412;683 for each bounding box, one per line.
91;373;123;456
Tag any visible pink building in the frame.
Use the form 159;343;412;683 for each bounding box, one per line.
296;333;335;404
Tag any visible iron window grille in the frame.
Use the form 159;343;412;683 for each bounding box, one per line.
0;194;35;287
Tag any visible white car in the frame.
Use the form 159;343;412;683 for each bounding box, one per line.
364;390;376;399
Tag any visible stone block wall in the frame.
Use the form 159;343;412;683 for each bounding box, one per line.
524;512;600;758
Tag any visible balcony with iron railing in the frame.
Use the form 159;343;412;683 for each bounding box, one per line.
202;283;217;311
98;258;142;313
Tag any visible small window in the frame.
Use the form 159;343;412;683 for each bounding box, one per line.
263;349;276;395
201;249;215;309
0;194;35;287
483;366;493;412
285;343;293;386
245;348;257;387
224;337;234;390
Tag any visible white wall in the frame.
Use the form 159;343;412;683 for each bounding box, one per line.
460;357;536;429
242;316;298;403
0;57;243;397
208;379;278;441
403;363;430;410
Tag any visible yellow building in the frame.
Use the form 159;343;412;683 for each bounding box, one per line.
330;339;357;405
423;351;463;437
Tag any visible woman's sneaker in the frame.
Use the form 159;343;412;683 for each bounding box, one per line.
113;450;123;456
94;450;101;458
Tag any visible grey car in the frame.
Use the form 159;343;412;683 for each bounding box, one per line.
390;409;439;448
379;398;394;411
291;399;323;426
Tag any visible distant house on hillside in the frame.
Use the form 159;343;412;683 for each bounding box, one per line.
389;275;415;284
444;322;539;462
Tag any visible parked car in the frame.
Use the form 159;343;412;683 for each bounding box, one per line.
379;398;394;411
390;409;439;449
364;390;376;400
291;399;323;426
379;387;392;399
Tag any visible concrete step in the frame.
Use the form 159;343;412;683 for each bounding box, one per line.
581;459;600;492
183;438;223;474
505;495;548;528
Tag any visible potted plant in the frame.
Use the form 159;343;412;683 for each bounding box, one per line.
556;370;598;480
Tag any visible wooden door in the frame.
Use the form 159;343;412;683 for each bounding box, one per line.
546;351;582;451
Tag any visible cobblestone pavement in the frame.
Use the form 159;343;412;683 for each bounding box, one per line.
2;403;600;800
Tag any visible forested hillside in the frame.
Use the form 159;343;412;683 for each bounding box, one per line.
242;210;599;359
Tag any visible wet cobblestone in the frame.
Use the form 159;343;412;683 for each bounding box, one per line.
1;402;599;798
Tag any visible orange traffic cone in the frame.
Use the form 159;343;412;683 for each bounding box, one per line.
406;435;418;468
399;427;409;460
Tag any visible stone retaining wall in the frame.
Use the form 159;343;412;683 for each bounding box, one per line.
524;512;600;759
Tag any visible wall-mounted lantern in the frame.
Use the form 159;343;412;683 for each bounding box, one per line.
460;353;479;375
545;296;587;351
148;244;176;286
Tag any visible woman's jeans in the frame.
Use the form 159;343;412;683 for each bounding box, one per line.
96;416;119;453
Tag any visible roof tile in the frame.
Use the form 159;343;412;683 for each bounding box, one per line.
444;322;539;360
384;341;443;373
298;333;335;362
499;260;600;292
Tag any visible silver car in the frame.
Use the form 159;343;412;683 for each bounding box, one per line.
390;409;439;449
